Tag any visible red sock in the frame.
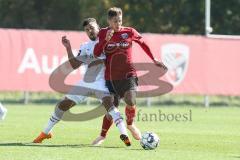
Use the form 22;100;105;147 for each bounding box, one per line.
125;105;136;125
100;114;113;137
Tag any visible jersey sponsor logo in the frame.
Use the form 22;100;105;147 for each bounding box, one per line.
161;43;189;86
121;33;128;39
105;41;131;53
119;41;129;48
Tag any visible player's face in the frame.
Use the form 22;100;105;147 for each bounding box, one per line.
108;15;122;32
84;22;99;41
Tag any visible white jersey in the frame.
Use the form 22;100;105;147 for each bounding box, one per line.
76;40;105;81
66;40;110;104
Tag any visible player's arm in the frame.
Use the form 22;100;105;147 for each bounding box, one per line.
94;29;114;57
62;36;82;69
132;29;167;70
88;59;104;68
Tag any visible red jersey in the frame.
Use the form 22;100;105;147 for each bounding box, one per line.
94;26;155;80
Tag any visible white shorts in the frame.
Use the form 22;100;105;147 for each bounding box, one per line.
65;79;110;104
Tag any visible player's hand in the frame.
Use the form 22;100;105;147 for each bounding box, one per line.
105;29;114;41
153;58;168;70
62;36;71;49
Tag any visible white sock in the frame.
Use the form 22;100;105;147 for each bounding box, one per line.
0;103;7;120
0;103;6;112
43;107;64;134
108;107;128;136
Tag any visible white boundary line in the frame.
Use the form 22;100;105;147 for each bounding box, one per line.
206;34;240;40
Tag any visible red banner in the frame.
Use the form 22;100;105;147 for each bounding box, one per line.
0;28;240;95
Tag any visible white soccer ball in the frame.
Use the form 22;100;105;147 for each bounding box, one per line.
140;132;160;150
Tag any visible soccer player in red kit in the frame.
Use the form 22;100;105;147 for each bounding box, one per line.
92;7;167;145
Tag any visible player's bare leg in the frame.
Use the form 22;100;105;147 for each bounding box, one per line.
33;97;75;143
124;90;141;140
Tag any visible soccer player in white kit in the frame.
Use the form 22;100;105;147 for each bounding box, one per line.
0;102;7;120
33;18;131;146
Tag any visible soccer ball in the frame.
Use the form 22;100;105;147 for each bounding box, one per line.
140;132;160;150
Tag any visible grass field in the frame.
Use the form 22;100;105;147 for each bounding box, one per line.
0;104;240;160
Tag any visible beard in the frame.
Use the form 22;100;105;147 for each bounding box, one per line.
89;34;96;41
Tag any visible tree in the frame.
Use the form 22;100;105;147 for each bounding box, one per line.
0;0;239;35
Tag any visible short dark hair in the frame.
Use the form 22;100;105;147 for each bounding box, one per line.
82;18;97;27
107;7;122;19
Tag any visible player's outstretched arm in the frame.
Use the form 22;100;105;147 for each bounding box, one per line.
62;36;82;69
153;58;168;70
132;29;167;70
135;40;166;70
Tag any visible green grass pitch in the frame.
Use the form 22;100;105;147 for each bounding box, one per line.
0;104;240;160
